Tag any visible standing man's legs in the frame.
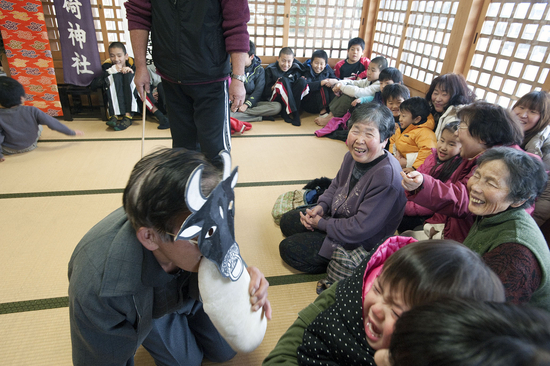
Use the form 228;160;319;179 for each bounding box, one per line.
163;80;198;152
162;80;231;164
192;80;231;164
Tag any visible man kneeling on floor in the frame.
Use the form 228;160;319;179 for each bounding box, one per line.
68;148;271;365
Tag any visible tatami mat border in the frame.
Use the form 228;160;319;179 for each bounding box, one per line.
0;181;310;199
0;274;324;315
37;134;312;143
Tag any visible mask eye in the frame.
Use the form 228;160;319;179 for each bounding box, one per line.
205;226;217;239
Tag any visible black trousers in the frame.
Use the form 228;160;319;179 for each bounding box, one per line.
279;208;330;274
270;77;308;126
301;85;335;114
163;79;231;163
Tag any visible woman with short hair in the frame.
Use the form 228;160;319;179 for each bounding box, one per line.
402;101;524;243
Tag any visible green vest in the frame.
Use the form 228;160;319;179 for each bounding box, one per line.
463;208;550;311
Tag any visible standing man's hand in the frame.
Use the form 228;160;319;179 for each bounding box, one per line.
134;65;150;101
229;51;248;112
130;29;151;101
229;79;245;112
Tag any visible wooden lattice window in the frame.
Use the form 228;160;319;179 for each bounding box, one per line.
248;0;286;57
400;0;460;85
248;0;364;60
466;1;550;108
371;0;407;67
372;0;460;87
288;0;363;59
92;0;127;57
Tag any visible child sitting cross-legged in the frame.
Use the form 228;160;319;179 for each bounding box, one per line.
389;96;437;173
315;56;388;127
0;77;83;162
230;41;282;122
262;47;307;126
262;238;505;366
314;68;404;141
102;42;139;131
333;37;371;81
351;67;403;106
301;50;337;116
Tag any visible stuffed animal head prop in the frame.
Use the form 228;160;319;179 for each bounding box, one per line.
176;151;244;281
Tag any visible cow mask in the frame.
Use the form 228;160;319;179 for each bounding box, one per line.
176;151;244;281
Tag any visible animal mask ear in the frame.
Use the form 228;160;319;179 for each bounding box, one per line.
185;165;207;213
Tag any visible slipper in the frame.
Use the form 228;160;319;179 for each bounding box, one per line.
106;115;118;127
114;116;133;131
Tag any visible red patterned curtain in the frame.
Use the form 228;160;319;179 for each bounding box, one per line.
0;0;62;116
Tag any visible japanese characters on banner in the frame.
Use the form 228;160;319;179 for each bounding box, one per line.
54;0;101;86
0;0;62;116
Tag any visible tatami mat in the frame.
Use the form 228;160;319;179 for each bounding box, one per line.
0;282;319;366
41;113;322;141
0;194;122;303
1;110;349;365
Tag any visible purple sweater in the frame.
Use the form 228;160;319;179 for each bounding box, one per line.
0;106;75;159
316;152;406;258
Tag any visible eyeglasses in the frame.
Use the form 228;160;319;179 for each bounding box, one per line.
165;232;198;245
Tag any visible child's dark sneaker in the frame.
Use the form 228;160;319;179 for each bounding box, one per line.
114;116;132;131
106;115;118;127
157;115;170;130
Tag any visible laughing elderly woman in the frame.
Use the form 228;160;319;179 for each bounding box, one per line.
462;147;550;310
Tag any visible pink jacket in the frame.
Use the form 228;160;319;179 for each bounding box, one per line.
362;236;417;301
315;111;351;137
406;156;478;243
407;145;537;242
404;149;462;219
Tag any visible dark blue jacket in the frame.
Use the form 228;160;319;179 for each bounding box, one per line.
302;59;336;92
262;60;304;100
240;55;265;108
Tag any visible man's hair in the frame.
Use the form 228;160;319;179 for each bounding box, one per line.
279;47;294;57
123;148;221;241
248;40;256;56
513;91;550;148
399;97;431;124
108;41;127;54
477;146;547;209
382;84;410;104
348;102;395;142
379;67;403;84
457;101;524;148
0;77;25;108
311;50;328;64
369;56;388;71
389;299;550;366
425;73;476;111
379;240;505;309
347;37;365;51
